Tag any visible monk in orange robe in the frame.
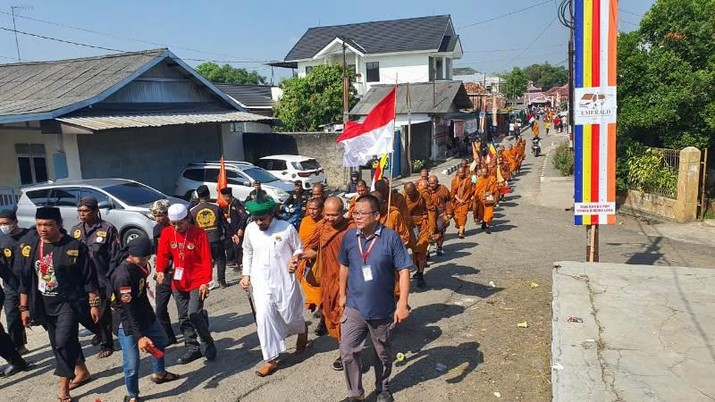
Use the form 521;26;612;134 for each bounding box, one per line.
300;197;354;370
297;198;323;311
451;167;474;238
415;168;430;186
474;167;498;233
404;182;435;288
427;175;452;255
503;145;519;175
370;190;412;300
347;180;369;218
374;179;416;245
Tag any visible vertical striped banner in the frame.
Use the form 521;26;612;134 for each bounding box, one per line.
573;0;618;225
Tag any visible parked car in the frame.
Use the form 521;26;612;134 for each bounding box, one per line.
257;155;327;190
15;178;185;245
174;161;293;203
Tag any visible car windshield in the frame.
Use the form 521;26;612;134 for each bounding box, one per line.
102;182;166;206
243;167;279;183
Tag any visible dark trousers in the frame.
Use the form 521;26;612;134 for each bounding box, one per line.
0;322;24;367
225;239;242;266
97;287;114;349
155;280;176;341
173;289;213;352
46;304;85;378
210;241;226;283
3;286;26;348
339;307;393;398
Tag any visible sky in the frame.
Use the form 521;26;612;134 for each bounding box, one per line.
0;0;656;83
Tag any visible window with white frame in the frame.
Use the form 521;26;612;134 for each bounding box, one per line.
15;143;48;185
366;62;380;82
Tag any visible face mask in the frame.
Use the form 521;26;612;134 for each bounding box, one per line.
0;224;14;235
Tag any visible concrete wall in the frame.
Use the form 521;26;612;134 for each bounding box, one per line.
243;132;347;189
623;190;678;221
77;124;222;195
0;128;62;187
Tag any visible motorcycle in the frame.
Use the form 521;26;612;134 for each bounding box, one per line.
279;203;302;229
531;137;542;157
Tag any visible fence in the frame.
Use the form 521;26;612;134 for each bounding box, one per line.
0;186;21;209
627;147;679;199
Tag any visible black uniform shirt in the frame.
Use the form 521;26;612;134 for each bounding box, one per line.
245;189;268;204
70;219;120;288
284;189;309;216
225;198;248;234
109;260;156;338
19;235;98;317
190;201;228;244
0;227;30;290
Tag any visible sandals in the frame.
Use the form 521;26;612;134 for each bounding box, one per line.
69;376;92;390
150;371;180;384
97;348;113;359
58;397;73;402
255;362;278;377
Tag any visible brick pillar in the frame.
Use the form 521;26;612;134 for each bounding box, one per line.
675;147;701;222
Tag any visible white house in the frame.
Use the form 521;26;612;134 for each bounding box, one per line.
272;15;463;96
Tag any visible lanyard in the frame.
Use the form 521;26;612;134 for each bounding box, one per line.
357;234;378;265
173;230;191;264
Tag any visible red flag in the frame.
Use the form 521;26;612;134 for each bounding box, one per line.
216;156;228;208
336;87;396;167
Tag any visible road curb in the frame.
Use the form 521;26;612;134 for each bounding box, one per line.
441;161;462;175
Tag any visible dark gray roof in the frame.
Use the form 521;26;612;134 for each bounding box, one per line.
350;81;472;115
285;15;457;61
215;84;274;108
0;49;243;124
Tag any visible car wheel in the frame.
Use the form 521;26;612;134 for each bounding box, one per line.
122;228;146;246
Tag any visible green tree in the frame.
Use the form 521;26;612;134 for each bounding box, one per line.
501;67;529;97
274;64;358;132
617;0;715;149
523;62;568;90
195;62;267;85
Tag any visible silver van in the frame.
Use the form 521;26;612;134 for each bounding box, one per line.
15;178;185;245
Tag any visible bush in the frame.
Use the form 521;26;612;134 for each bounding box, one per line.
412;159;431;173
551;142;574;176
626;146;678;198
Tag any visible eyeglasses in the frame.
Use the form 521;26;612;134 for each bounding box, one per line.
351;211;377;219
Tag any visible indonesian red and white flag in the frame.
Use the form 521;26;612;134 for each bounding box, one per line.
336;87;396;167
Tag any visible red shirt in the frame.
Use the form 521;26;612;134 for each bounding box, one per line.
156;225;212;292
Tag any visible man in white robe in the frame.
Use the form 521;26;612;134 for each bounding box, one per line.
241;197;308;377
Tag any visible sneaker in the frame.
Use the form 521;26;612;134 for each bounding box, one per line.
208;281;219;291
332;356;344;371
176;349;202;365
219;281;229;289
481;222;487;231
436;247;445;256
204;342;217;361
376;391;394;402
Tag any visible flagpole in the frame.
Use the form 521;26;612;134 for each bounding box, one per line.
387;75;398;210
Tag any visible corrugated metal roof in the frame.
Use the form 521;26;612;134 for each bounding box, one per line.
215;84;275;108
56;110;273;131
350;81;472;115
285;15;458;61
0;50;166;118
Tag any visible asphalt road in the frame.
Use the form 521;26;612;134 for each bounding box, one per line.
3;128;714;402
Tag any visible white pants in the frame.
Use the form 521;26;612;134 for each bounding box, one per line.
253;291;305;361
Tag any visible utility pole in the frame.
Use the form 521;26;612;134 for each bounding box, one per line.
11;6;23;62
342;40;349;124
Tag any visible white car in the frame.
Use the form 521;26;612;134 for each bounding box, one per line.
257;155;327;190
174;161;293;203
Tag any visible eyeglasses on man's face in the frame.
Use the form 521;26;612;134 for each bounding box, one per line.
351;211;377;219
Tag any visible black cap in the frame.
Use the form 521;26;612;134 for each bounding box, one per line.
294;180;303;186
78;196;98;209
36;206;61;222
0;209;16;220
220;187;233;195
127;236;152;258
196;185;210;197
253;181;261;185
351;171;359;177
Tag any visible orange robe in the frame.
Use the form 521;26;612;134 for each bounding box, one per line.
379;206;411;299
389;190;417;248
428;184;452;239
404;190;435;264
347;195;358;217
503;148;519;173
305;218;354;341
451;176;474;228
474;176;498;224
296;215;322;309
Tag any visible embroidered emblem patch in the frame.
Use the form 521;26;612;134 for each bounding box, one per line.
21;245;31;257
119;286;132;303
66;250;79;257
73;229;81;239
3;248;11;258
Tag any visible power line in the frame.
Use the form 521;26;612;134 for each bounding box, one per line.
463;43;566;53
620;8;642;18
456;50;566;65
458;0;552;29
497;16;558;71
0;26;126;53
0;10;265;63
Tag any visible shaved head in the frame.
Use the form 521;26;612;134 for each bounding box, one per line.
403;182;417;198
323;196;344;226
418;179;429;190
374;179;389;197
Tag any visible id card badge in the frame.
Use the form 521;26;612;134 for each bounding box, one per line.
362;265;373;282
173;267;184;281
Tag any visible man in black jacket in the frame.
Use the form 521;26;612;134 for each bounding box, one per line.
19;206;101;402
220;187;248;271
0;209;30;353
190;185;229;288
109;236;179;402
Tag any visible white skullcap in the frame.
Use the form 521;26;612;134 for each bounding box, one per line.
168;204;188;221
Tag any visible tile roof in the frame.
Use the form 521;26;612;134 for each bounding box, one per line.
285;15;457;61
350;81;472;115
